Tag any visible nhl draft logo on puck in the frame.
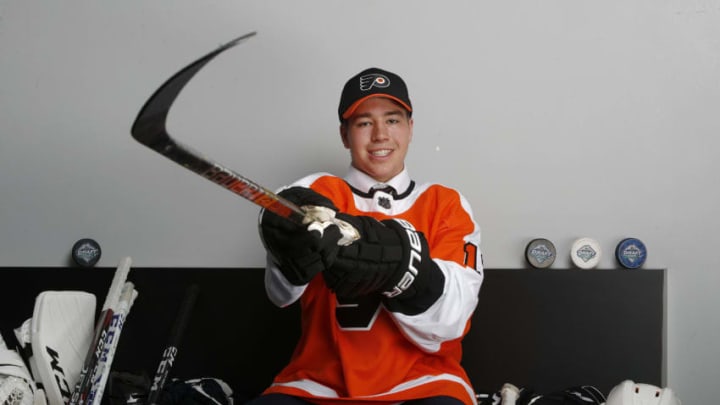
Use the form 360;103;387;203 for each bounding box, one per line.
615;238;647;269
570;237;601;269
525;238;557;269
71;238;102;267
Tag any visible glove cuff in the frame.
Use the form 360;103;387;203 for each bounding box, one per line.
384;264;444;315
380;219;445;314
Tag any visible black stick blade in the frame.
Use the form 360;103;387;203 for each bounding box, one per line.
131;32;257;148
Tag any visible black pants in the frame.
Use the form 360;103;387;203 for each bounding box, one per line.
245;393;464;405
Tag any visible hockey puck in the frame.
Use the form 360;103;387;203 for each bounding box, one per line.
525;238;557;269
570;237;601;269
71;238;102;267
615;238;647;269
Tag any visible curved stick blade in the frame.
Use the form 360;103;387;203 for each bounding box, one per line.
130;32;257;148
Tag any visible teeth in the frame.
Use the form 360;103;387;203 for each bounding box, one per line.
371;149;391;157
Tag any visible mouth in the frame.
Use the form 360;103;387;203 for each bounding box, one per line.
369;149;392;157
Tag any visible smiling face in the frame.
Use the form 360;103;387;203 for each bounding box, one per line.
340;97;413;183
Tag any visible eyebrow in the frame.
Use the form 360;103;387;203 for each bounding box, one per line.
352;109;406;120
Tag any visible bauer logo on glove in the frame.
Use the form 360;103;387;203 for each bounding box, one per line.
382;218;423;298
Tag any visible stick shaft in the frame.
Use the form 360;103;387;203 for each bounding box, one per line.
87;282;138;405
146;285;200;405
69;257;132;405
149;137;306;224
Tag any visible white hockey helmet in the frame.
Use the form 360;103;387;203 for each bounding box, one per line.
605;380;681;405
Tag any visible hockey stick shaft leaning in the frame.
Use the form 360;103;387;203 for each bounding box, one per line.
129;33;359;245
146;284;200;405
69;257;132;405
87;282;138;405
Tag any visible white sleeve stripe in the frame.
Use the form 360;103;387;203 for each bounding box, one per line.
390;259;484;352
264;253;306;308
270;379;339;397
271;373;477;405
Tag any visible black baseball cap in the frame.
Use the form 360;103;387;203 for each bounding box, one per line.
338;67;412;122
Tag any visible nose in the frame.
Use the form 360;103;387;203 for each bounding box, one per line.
371;122;389;142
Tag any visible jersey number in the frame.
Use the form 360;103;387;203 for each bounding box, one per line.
335;295;382;330
464;242;479;270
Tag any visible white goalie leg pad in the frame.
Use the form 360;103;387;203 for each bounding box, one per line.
0;332;36;405
13;319;45;405
33;389;48;405
13;319;32;352
0;350;35;405
30;291;96;405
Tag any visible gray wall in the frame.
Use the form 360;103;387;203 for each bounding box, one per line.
1;1;718;403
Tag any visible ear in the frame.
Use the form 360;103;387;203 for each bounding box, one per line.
340;123;350;149
408;117;414;141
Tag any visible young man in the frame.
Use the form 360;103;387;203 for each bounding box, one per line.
251;68;484;405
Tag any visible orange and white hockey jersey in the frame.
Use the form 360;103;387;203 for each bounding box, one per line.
261;167;484;405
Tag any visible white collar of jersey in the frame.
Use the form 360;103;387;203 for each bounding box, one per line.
344;166;412;195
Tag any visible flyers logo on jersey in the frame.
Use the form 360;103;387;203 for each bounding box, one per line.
360;73;391;91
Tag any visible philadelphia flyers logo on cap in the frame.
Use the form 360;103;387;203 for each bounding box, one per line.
360;73;391;91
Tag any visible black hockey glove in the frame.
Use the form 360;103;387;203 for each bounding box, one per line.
259;186;342;285
323;215;445;314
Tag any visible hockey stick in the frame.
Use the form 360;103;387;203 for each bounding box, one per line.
130;33;358;245
146;284;200;405
69;257;132;405
86;282;138;405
